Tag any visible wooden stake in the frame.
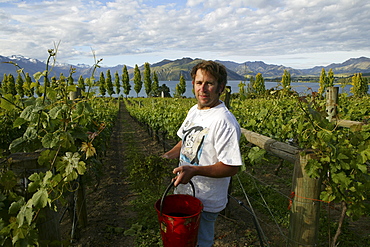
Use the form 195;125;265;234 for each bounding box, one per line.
288;152;321;247
326;87;338;122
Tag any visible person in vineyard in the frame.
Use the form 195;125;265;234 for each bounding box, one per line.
162;60;243;247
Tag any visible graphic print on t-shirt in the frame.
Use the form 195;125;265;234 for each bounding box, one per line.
180;124;209;166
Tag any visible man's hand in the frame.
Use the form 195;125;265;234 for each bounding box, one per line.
172;162;239;187
173;165;197;186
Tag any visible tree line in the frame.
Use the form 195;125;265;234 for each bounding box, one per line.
236;69;369;99
1;62;188;98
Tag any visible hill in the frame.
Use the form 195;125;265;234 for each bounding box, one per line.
1;55;370;81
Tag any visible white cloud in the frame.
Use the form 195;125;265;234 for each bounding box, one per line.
0;0;369;68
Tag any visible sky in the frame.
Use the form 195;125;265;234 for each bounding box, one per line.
1;0;370;69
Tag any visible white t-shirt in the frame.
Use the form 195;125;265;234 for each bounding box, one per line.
175;101;243;212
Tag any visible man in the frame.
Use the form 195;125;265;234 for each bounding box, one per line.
162;60;242;247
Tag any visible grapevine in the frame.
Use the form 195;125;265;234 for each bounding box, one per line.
122;91;370;244
0;50;119;246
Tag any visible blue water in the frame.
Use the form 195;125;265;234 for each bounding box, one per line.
108;81;357;98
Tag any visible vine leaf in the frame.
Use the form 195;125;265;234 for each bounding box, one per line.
59;152;86;181
17;200;34;226
0;94;16;111
247;147;266;164
80;142;96;159
31;188;48;209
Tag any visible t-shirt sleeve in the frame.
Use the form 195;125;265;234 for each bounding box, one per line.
214;120;243;166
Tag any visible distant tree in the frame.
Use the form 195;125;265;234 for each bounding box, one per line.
254;73;265;95
114;71;121;96
143;62;152;97
133;64;142;97
105;69;114;96
8;74;16;96
158;83;171;97
78;75;85;91
327;68;335;87
24;72;34;97
318;68;328;96
151;71;159;97
99;72;106;96
2;74;9;94
246;75;255;93
174;75;186;98
122;65;131;97
238;81;246;100
351;73;368;97
15;73;24;98
280;69;291;94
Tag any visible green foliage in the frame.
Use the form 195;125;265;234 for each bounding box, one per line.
124;98;195;139
0;50;119;246
134;64;142;97
174;75;186;98
105;70;114;96
124;88;370;244
67;74;74;86
151;71;159;97
238;81;247;100
246;75;256;96
254;73;265;95
350;73;369;97
144;62;152;97
1;74;9;94
34;80;42;97
318;68;332;96
114;71;121;96
99;72;106;96
129;155;174;196
327;68;334;87
7;74;16;96
77;75;85;92
15;73;24;98
337;94;370;122
280;69;291;94
122;65;131;97
158;84;171;98
24;73;34;97
126;155;175;246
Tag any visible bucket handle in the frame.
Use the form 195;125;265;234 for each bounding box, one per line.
160;180;195;216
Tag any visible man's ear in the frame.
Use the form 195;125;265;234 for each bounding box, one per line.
219;84;225;94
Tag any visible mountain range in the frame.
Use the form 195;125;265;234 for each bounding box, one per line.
1;55;370;81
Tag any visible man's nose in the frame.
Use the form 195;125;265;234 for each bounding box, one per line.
200;83;207;91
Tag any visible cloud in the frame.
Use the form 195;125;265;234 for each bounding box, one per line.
0;0;369;68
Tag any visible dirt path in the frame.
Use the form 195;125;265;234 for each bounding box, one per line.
67;101;163;246
65;101;267;247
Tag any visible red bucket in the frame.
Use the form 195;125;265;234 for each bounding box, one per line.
155;180;203;247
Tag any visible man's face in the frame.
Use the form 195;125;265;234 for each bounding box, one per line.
192;69;223;110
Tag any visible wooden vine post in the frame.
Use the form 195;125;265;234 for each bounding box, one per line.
326;87;339;122
288;152;321;246
240;128;322;246
326;86;364;128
